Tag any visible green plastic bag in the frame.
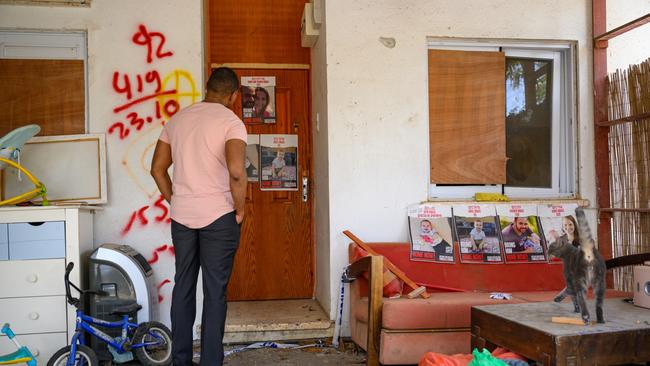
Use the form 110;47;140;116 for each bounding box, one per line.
468;348;509;366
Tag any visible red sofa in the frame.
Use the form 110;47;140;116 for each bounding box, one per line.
348;243;630;365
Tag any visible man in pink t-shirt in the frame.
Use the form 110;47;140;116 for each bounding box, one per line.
151;67;247;366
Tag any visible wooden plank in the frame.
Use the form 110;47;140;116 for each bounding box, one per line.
208;0;310;65
212;63;310;70
594;12;650;45
596;111;650;126
592;0;614;265
0;59;85;136
428;49;506;184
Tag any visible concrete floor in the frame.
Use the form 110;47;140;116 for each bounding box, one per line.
221;340;366;365
223;299;333;343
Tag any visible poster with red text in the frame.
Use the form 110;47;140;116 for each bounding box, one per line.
241;76;276;124
538;203;579;263
497;204;547;263
453;205;503;263
260;134;298;191
246;135;260;182
407;204;455;263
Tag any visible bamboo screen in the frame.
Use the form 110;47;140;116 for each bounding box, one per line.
428;49;507;184
607;58;650;291
0;59;85;136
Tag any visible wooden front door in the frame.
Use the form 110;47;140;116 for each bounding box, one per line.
227;68;313;300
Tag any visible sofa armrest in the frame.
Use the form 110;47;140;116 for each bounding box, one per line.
606;253;650;269
349;254;383;366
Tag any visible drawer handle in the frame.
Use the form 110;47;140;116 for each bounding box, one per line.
27;274;38;283
29;312;39;320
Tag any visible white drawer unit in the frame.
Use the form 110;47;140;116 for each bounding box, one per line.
0;259;65;297
0;206;96;363
0;296;67;334
0;224;7;260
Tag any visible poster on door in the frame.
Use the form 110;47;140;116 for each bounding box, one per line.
452;205;503;264
407;204;455;263
246;135;260;183
496;204;547;263
241;76;276;124
260;134;298;191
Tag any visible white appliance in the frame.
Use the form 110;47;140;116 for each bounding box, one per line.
633;262;650;309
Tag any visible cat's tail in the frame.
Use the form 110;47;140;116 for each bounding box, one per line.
576;207;595;251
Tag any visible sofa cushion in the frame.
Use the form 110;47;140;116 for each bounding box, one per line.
352;245;403;297
354;290;633;331
355;292;527;330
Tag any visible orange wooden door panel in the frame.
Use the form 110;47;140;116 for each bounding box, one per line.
227;69;313;300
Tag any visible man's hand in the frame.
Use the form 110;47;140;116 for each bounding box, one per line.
236;211;244;224
151;140;173;203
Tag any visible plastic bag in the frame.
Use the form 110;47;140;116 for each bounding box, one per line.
468;349;508;366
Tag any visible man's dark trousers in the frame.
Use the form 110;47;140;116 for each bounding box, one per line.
170;211;240;366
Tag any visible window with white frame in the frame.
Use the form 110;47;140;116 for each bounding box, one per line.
426;39;576;200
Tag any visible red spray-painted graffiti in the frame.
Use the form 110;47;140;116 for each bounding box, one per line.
147;244;176;303
108;24;181;141
132;24;173;64
157;279;172;303
147;244;175;265
121;195;171;236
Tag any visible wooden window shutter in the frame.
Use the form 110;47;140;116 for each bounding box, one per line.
428;49;507;184
0;59;85;136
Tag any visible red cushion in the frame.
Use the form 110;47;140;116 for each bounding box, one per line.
353;245;403;298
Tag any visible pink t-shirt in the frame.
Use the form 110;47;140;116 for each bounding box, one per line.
159;102;247;229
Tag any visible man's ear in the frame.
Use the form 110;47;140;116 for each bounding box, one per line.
230;90;239;105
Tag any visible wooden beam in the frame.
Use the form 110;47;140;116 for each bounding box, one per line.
348;255;383;366
599;207;650;213
596;112;650;127
593;0;614;267
594;12;650;47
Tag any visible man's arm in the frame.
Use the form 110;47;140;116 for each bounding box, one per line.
226;139;247;224
151;140;173;203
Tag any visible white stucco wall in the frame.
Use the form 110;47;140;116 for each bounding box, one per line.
0;0;203;329
320;0;598;330
607;0;650;72
310;9;331;315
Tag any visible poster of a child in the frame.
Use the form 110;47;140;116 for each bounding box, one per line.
407;204;454;263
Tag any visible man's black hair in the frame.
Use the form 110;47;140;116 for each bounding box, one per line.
206;67;239;96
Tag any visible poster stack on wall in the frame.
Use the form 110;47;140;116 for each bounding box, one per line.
406;202;582;265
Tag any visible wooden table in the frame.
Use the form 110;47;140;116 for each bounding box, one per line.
471;298;650;365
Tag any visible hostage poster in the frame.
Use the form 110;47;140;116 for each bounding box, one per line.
246;135;260;183
453;205;503;264
538;203;579;263
497;204;547;263
260;134;298;191
241;76;276;124
407;204;455;263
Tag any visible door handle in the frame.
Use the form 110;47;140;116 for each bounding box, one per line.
302;177;309;202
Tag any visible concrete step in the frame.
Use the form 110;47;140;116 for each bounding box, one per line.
222;299;334;344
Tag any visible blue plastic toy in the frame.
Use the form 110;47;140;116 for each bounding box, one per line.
0;323;36;366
